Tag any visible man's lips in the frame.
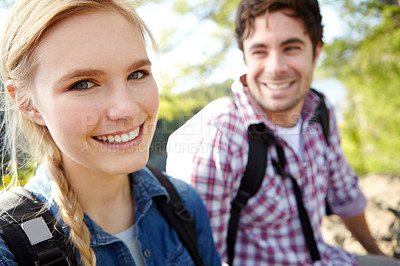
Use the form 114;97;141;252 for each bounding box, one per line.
263;81;293;90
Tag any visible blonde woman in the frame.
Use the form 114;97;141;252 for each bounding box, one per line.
0;0;220;265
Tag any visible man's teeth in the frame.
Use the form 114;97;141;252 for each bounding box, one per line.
96;127;140;143
266;82;291;90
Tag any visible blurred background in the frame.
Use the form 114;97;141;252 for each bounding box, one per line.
1;0;399;175
134;0;399;176
1;0;400;258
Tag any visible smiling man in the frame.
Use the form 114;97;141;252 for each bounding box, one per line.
165;0;400;265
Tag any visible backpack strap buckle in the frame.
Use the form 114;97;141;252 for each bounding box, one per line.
172;203;193;222
231;190;251;210
35;247;70;266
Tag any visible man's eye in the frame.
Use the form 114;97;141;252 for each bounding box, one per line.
128;71;148;80
253;50;266;56
70;80;96;91
285;46;301;52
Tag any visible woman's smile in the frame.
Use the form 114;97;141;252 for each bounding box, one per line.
95;126;141;143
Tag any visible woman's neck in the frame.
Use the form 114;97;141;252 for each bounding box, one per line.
60;157;135;235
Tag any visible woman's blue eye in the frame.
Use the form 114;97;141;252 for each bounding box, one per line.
70;80;95;91
128;71;147;80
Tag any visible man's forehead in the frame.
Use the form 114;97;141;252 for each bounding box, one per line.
244;11;308;42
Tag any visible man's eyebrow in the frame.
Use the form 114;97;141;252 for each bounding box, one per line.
248;43;267;51
282;37;305;46
248;38;306;51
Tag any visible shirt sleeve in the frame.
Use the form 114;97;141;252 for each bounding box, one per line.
0;238;18;266
325;99;367;218
167;176;222;265
166;100;241;261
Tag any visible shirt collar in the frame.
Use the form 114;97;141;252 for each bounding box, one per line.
25;164;169;246
25;165;168;208
130;167;168;214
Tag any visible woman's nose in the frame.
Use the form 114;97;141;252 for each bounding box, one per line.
106;84;139;121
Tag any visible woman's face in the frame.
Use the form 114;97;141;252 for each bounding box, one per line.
30;10;159;176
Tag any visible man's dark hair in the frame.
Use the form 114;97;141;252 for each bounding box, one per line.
235;0;324;53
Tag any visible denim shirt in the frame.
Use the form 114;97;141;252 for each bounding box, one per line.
0;165;221;266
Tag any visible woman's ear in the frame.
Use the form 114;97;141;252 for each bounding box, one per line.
6;80;46;126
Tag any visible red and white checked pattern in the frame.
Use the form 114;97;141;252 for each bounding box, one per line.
166;75;366;265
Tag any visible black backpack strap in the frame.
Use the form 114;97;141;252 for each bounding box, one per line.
310;89;335;216
311;88;330;146
0;186;74;266
227;90;331;264
228;121;323;264
227;123;268;266
272;146;321;262
147;165;205;266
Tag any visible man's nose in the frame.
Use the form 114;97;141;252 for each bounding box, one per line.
264;51;289;76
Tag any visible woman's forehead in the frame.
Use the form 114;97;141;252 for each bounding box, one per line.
33;10;147;87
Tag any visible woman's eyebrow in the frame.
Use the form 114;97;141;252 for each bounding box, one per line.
57;69;105;84
56;59;152;84
127;58;152;72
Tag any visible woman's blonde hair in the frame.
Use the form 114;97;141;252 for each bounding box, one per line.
0;0;155;265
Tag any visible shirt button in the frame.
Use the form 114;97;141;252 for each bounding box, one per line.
143;249;151;258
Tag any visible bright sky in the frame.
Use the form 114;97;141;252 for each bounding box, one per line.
0;8;7;28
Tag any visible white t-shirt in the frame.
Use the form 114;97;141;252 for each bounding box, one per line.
114;225;145;266
275;117;303;160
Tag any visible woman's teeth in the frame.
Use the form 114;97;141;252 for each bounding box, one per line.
96;127;140;143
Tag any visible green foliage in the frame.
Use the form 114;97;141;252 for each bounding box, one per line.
1;161;37;188
323;1;400;175
173;0;239;28
154;0;240;92
151;0;400;175
162;78;232;120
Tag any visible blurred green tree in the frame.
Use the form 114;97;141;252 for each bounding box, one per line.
322;0;400;175
153;0;400;175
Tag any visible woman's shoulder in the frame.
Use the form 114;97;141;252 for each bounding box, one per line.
0;238;17;266
0;189;20;265
0;187;49;266
142;166;205;211
168;175;202;203
145;167;200;200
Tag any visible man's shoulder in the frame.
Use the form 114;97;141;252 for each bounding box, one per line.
185;96;243;129
166;95;247;178
196;96;239;123
169;96;244;142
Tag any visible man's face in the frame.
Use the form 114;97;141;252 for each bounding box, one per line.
243;10;321;126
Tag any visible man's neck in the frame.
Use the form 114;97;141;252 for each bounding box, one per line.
265;110;302;128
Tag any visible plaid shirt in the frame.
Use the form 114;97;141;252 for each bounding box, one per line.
166;75;366;265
